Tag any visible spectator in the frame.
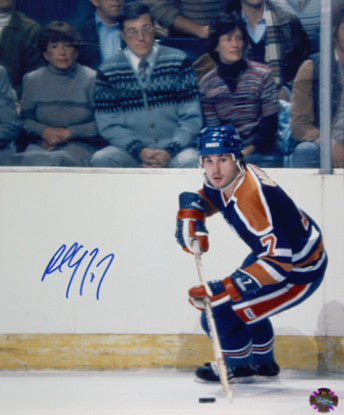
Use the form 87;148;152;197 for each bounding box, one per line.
271;0;320;54
145;0;236;39
194;0;310;101
92;1;202;168
77;0;125;69
15;0;93;26
199;12;282;166
0;65;21;164
0;0;43;98
14;21;104;167
289;1;344;168
145;0;240;61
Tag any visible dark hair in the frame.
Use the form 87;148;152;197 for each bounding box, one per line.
206;12;248;62
118;1;152;30
332;2;344;41
225;0;241;14
38;21;82;52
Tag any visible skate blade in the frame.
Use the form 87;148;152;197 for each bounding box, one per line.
194;375;256;384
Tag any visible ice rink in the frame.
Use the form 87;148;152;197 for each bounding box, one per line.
1;368;342;414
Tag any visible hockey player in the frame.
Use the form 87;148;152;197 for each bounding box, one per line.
175;124;327;381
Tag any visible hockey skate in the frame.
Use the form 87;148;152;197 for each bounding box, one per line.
255;361;280;377
195;361;257;383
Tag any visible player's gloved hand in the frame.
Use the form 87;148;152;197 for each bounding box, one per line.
188;277;242;310
175;192;209;254
188;271;262;310
231;270;262;297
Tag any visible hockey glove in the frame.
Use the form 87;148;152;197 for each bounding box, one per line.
231;270;262;297
189;271;263;310
188;277;242;310
175;192;209;254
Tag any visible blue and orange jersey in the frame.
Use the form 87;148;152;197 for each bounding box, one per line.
200;164;327;286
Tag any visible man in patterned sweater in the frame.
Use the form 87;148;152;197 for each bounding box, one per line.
92;1;203;168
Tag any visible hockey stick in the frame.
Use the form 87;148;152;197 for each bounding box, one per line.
192;239;234;400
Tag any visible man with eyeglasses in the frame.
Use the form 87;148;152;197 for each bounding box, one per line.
92;1;202;168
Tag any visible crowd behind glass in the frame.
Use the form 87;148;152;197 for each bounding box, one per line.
0;0;343;168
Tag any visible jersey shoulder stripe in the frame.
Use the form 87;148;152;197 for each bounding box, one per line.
233;166;273;234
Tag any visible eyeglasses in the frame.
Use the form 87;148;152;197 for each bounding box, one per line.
124;24;154;39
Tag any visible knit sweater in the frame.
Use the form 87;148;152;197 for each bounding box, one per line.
146;0;229;30
21;63;99;141
271;0;320;53
199;60;280;151
194;1;310;88
95;45;202;158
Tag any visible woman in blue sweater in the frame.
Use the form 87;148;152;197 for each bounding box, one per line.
15;21;105;166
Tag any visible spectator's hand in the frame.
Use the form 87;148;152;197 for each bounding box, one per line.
140;148;171;168
151;149;171;167
278;87;291;102
198;24;210;39
42;127;70;148
332;139;344;168
140;148;157;166
172;15;209;39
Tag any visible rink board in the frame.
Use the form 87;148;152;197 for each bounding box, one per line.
0;167;343;371
0;333;343;371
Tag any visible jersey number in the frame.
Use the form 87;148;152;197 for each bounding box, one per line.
260;234;277;256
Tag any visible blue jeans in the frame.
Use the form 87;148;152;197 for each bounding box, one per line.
91;145;199;168
289;141;320;167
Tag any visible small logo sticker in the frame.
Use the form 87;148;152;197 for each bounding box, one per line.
309;388;338;412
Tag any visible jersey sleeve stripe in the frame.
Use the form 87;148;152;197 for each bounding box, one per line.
292;250;327;273
292;225;320;262
293;238;324;267
259;256;293;271
243;261;285;285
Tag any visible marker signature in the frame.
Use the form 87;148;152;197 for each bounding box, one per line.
42;242;115;300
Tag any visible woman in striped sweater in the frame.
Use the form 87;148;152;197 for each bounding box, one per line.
199;12;282;167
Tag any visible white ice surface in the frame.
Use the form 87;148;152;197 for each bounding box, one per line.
0;368;343;415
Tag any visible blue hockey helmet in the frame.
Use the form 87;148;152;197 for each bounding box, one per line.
198;125;243;160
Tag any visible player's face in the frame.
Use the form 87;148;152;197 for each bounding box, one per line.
121;14;155;59
44;42;78;71
202;154;240;189
216;28;245;64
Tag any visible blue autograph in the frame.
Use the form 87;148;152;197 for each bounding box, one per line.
41;242;115;300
